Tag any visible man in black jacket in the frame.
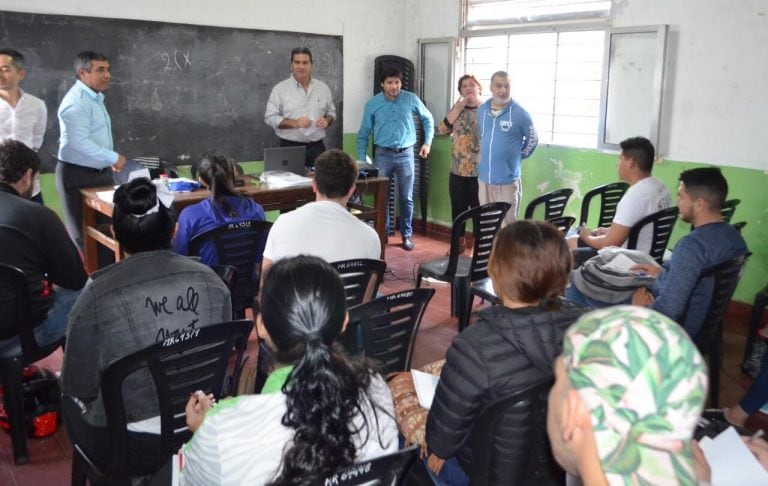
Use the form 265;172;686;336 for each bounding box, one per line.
0;140;87;356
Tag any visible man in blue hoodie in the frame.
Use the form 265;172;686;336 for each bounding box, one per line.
477;71;538;225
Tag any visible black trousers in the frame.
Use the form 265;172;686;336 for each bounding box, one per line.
279;138;326;168
55;161;114;251
449;173;479;236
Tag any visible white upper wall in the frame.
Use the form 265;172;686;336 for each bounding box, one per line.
2;0;412;132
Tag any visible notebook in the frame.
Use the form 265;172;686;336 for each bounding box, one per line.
263;146;306;176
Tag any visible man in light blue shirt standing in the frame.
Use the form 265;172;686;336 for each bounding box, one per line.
357;65;433;251
56;51;127;250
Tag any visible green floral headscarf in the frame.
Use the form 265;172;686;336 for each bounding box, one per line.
563;306;708;486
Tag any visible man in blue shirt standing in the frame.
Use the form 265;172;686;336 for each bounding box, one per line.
56;51;127;250
477;71;538;226
357;65;434;251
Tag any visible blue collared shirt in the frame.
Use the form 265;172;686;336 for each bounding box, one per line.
357;90;434;160
58;80;118;169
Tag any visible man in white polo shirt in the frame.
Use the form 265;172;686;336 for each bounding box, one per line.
567;136;671;265
261;149;381;274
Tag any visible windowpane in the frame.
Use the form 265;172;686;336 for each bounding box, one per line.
466;0;610;28
463;26;605;147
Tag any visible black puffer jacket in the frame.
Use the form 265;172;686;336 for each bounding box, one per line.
425;301;585;477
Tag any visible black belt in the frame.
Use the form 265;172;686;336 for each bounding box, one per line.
377;145;412;153
280;138;324;146
58;160;110;174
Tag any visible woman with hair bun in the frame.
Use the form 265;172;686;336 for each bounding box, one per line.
172;149;266;263
61;178;232;473
180;255;398;485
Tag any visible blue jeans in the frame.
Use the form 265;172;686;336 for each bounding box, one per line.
424;456;469;486
375;147;414;239
0;287;82;358
741;351;768;414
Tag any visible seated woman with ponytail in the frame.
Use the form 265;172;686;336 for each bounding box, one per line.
180;255;398;485
172;149;266;263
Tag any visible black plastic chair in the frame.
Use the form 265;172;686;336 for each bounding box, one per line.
546;216;576;235
63;319;253;484
523;188;573;221
341;288;435;374
693;253;750;407
331;258;387;308
324;445;419;486
732;221;747;234
189;220;272;318
209;264;237;292
626;206;679;264
416;203;510;330
469;379;565;485
579;182;629;227
0;263;66;465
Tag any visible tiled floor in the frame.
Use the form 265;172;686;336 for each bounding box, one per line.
0;231;763;484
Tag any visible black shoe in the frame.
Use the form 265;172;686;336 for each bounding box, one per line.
402;237;414;251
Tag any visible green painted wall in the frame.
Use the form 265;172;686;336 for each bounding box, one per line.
343;133;768;303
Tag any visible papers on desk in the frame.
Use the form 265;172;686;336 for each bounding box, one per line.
259;170;312;188
699;426;768;485
96;189;116;203
411;369;440;410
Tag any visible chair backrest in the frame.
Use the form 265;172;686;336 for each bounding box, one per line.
545;216;576;236
209;264;237;291
344;288;435;374
331;259;387;308
579;182;629;227
469;379;564;486
720;198;740;223
626;206;679;264
465;202;511;284
732;221;747;233
94;320;252;478
523;188;573;220
189;220;272;316
323;445;419;486
695;253;749;354
0;263;54;356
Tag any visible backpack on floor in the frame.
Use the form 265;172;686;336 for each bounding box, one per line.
0;365;61;438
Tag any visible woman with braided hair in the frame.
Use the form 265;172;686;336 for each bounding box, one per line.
180;255;398;485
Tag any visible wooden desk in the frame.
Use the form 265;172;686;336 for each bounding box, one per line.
80;176;389;272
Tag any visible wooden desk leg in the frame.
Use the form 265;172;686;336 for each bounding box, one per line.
374;180;388;258
81;195;98;273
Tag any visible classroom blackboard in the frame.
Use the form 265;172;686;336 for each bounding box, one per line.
0;10;343;171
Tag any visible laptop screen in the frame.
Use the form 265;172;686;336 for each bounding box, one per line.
263;146;306;176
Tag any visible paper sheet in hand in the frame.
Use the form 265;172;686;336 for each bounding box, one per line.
602;253;639;273
411;369;440;410
699;426;768;485
113;159;151;185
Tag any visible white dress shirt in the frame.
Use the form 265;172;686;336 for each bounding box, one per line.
264;76;336;143
0;89;47;150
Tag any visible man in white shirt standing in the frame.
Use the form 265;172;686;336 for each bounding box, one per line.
567;136;671;264
0;48;47;203
264;47;336;169
261;149;381;275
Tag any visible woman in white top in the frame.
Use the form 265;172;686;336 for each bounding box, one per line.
180;255;398;485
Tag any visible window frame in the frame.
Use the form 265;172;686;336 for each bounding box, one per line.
597;25;669;151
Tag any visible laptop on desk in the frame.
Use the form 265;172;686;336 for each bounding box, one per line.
263;146;306;176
